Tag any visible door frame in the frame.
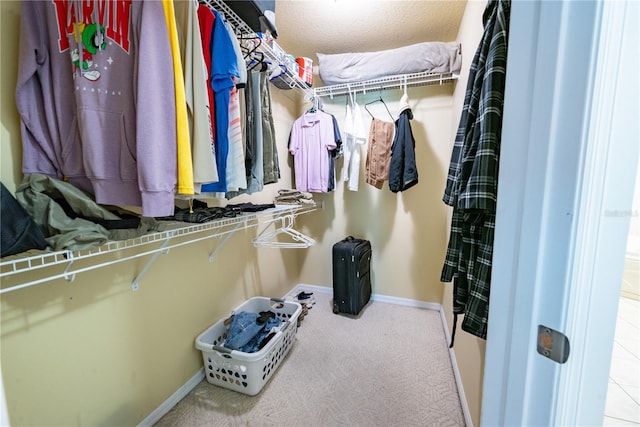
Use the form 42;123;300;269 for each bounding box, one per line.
481;1;639;426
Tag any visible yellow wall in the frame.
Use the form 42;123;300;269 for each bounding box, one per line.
1;1;23;192
0;1;305;425
0;236;302;426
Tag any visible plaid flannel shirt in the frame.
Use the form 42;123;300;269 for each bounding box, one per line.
441;0;510;341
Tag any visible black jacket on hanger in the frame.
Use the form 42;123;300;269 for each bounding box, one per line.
388;108;418;193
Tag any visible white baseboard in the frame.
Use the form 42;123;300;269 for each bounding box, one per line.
292;283;473;427
137;368;204;427
285;283;332;297
292;282;440;311
438;308;474;427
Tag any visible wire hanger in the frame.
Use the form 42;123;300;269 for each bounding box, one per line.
364;89;394;122
240;36;259;58
241;37;268;71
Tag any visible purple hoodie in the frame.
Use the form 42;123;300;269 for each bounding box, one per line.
16;0;177;217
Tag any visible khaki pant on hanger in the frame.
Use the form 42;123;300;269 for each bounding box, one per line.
365;118;395;189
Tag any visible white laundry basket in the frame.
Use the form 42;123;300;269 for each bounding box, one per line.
195;297;302;396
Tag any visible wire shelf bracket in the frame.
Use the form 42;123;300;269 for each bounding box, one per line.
208;221;245;263
131;230;176;291
63;252;76;282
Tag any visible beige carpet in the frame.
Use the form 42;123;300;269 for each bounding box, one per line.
154;290;465;427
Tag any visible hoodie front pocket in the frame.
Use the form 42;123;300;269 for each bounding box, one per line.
60;115;85;178
77;107;137;181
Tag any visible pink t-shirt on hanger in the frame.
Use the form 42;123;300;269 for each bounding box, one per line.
289;111;337;192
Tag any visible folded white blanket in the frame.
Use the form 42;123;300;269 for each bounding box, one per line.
317;42;462;86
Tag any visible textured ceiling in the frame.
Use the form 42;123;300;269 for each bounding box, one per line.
275;0;467;61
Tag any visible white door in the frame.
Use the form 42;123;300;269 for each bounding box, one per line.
481;1;639;426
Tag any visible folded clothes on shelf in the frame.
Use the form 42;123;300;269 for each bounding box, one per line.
274;189;314;205
227;202;276;212
157;205;241;224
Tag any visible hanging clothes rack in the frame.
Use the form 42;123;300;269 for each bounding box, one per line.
313;71;459;99
203;0;312;97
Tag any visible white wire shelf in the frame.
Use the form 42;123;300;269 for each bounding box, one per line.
205;0;312;96
312;71;459;99
0;204;320;294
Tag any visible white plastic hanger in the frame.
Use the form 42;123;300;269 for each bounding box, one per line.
397;76;412;118
252;215;315;248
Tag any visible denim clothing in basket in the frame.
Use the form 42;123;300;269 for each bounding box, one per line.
224;311;281;353
440;0;510;343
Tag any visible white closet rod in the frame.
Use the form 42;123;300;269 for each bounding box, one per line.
203;0;312;96
313;71;459;98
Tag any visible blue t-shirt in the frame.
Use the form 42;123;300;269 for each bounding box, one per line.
201;10;239;193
